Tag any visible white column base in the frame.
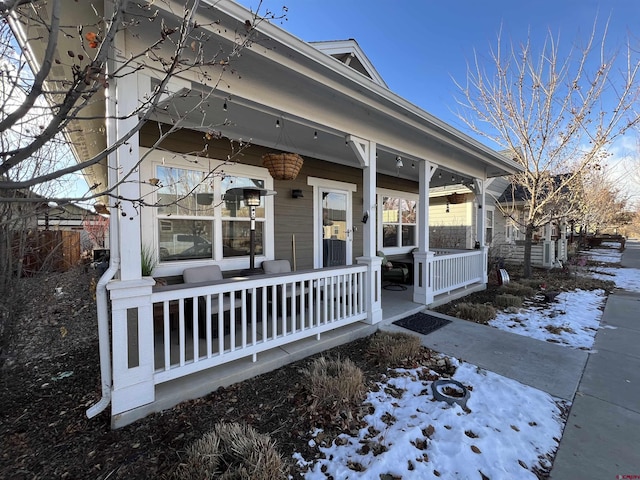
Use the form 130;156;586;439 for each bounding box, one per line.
356;256;383;324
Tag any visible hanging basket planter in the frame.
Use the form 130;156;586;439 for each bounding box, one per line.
447;193;466;204
262;152;304;181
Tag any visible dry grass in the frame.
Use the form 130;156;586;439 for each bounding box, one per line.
452;303;496;324
499;282;536;298
495;293;523;308
367;331;422;364
301;356;366;410
174;422;286;480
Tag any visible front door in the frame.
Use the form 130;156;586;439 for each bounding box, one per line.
319;189;352;267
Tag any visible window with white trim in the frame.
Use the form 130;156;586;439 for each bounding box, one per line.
156;165;267;262
485;208;494;244
378;191;418;250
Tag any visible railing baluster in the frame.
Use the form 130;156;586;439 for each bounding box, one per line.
163;301;170;371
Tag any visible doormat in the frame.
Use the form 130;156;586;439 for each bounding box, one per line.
393;312;452;336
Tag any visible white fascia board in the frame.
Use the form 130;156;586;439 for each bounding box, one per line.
310;39;388;88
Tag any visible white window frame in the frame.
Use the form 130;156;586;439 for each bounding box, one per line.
376;188;419;255
485;206;495;245
140;148;274;277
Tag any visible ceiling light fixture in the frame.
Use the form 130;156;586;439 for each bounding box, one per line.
223;101;227;111
275;119;280;128
313;131;318;139
396;156;403;168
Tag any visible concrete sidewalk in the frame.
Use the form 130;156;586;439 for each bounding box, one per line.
550;240;640;479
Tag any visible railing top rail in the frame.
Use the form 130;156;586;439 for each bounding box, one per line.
430;249;484;259
151;264;366;302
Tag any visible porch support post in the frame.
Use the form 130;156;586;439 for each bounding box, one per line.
558;220;568;262
474;179;489;283
542;223;554;267
107;279;155;418
105;35;156;421
351;136;382;325
413;161;436;305
114;68;143;281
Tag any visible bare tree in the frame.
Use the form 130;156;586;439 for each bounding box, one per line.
455;21;640;276
0;0;285;363
0;0;284;203
576;167;628;236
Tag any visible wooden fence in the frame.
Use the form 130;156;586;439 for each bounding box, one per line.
20;230;82;275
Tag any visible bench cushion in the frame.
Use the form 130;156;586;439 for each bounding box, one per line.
183;265;223;283
262;260;291;274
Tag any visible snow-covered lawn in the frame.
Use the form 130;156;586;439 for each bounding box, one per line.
294;246;638;477
585;244;623;264
489;289;606;350
488;246;640;348
298;361;567;479
589;266;640;292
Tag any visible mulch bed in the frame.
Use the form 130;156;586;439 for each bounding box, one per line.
0;267;426;479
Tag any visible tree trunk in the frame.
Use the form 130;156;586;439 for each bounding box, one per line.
523;222;535;278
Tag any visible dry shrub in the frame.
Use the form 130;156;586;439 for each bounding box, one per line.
570;276;616;292
452;303;496;324
499;282;535;298
174;422;285;480
518;278;544;290
301;356;365;410
368;331;422;365
495;293;523;308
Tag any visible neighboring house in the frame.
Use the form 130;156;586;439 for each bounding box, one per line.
491;178;570;267
11;0;522;427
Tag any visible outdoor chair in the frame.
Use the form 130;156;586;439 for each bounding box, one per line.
377;251;409;290
261;260;308;315
183;265;237;337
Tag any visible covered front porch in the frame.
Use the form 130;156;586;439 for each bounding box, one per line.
113;247;486;427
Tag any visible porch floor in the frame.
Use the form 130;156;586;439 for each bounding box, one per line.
115;285;426;428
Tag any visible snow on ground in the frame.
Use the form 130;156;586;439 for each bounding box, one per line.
589;266;640;292
293;246;637;477
489;245;640;348
298;362;566;479
489;289;607;349
585;243;623;264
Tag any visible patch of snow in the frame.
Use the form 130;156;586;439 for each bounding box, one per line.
590;267;640;292
489;289;606;349
299;363;567;479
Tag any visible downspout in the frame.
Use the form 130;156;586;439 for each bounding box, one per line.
86;256;118;418
86;30;120;417
85;158;120;418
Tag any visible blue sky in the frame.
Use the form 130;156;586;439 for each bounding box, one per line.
237;0;640;204
239;0;638;128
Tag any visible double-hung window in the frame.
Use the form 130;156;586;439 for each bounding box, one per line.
156;166;215;261
378;190;418;251
155;165;268;263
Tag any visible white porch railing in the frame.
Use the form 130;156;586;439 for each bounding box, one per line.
149;265;368;384
429;249;486;296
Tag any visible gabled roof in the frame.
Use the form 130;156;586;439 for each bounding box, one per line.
310;39;388;88
497;174;574;203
